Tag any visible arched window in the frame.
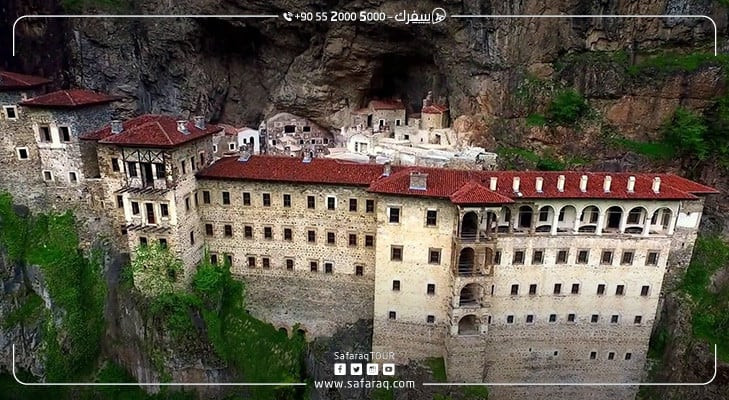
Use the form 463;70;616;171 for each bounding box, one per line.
604;206;623;231
458;248;476;276
518;206;533;230
459;284;481;307
458;315;480;335
461;212;478;239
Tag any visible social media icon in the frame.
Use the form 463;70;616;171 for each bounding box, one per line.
382;363;396;376
366;363;379;375
334;363;346;376
350;363;363;375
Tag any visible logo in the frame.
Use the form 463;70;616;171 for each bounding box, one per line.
382;363;396;376
366;363;379;375
350;363;363;375
334;363;346;376
282;12;294;22
431;7;447;25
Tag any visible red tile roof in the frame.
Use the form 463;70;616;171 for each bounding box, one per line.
80;114;222;148
422;104;448;114
369;99;405;110
0;70;51;91
197;155;385;186
20;89;119;108
196;156;717;202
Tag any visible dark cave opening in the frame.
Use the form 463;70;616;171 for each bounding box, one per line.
367;52;448;113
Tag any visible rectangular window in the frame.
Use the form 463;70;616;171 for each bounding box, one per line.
307;195;315;209
43;170;53;181
248;256;256;268
284;228;293;241
348;233;357;246
286;259;294;271
590;351;597;360
365;235;374;247
244;225;253;238
310;261;318;272
128;162;138;177
264;227;273;239
641;285;650;296
616;285;625;296
222;191;230;205
131;201;140;215
507;315;514;324
307;230;316;243
426;210;438;226
205;224;213;236
426;315;435;324
539;208;549;222
510;284;519;295
571;283;580;294
262;193;271;206
634;316;643;324
160;203;169;217
529;284;537;295
155;163;165;179
388;207;400;223
392;280;400;291
494;250;502;265
427;284;435;295
608;352;615;360
549;314;557;323
577;250;589;264
68;171;77;183
567;313;576;322
366;199;375;213
111;158;120;171
194;192;199;207
16;147;29;160
327;231;336;244
429;249;441;264
262;257;270;269
591;314;599;323
611;315;619;324
185;197;190;211
189;231;195;245
210;254;219;265
532;250;544;264
601;250;613;265
203;191;210;204
243;192;251;206
3;105;17;119
40;126;51;142
646;251;659;266
597;284;606;295
553;283;562;294
355;265;364;276
225;254;233;266
159;238;167;248
139;237;148;246
526;315;534;323
283;194;291;208
513;250;525;265
621;251;634;265
391;246;403;261
190;156;196;171
325;262;333;274
556;249;568;264
181;160;186;174
224;225;233;237
59;126;71;142
388;311;396;320
349;198;358;212
625;353;632;360
116;195;123;208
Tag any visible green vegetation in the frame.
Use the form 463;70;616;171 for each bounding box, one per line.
425;357;447;382
613;138;675;161
498;146;589;171
628;52;729;77
525;113;547;127
2;293;43;329
0;193;106;382
681;235;729;362
131;243;183;296
547;89;589;126
662;108;709;160
461;386;489;399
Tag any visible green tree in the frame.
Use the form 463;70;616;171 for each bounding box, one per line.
131;243;183;296
547;89;588;125
662;108;709;161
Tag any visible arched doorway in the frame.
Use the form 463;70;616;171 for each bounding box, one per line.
458;315;480;335
459;284;481;306
518;206;533;230
461;212;478;239
605;206;623;232
458;247;476;276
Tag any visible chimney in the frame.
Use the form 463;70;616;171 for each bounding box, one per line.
512;176;520;192
652;177;661;193
489;176;498;191
579;175;588;192
627;176;636;193
383;161;391;177
409;172;428;191
557;175;565;192
110;119;123;134
603;176;612;193
535;177;544;193
177;120;189;135
193;115;205;129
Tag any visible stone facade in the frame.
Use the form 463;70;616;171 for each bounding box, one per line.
260;112;333;157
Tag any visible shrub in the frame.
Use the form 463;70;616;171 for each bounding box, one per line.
131;243;183;297
547;90;588;125
662;108;709;161
525;113;547;126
